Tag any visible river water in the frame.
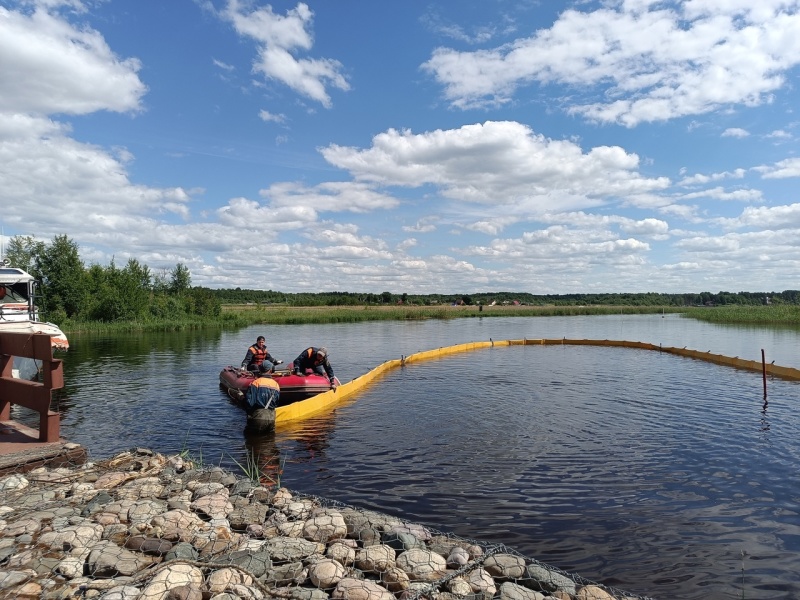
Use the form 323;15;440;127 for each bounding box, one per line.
37;314;800;600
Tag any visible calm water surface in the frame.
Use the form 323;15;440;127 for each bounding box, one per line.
40;315;800;600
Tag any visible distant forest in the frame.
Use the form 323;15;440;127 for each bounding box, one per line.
6;235;797;325
203;288;800;307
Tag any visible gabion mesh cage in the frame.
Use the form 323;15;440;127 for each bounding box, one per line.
0;448;654;600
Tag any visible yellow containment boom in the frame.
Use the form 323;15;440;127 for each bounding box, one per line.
274;338;800;430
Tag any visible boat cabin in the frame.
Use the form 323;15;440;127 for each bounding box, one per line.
0;266;39;323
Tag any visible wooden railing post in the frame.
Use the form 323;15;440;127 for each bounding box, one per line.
0;332;63;442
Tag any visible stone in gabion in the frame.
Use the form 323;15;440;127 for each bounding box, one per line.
309;557;346;588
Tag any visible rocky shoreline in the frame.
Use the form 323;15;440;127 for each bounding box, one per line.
0;448;648;600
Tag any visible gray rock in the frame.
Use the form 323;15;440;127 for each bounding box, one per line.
101;585;146;599
263;536;324;562
211;549;272;577
356;527;381;547
523;564;577;595
86;540;153;577
380;531;424;553
274;586;330;600
124;535;173;556
265;560;306;586
164;542;199;563
231;479;259;497
484;553;527;579
229;504;269;531
500;581;546;600
81;491;114;517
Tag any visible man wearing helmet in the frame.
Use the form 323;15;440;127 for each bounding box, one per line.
292;346;337;390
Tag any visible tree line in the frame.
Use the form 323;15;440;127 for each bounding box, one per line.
210;288;798;307
4;235;220;323
4;234;797;324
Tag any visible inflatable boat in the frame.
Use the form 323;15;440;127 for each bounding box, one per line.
219;366;340;407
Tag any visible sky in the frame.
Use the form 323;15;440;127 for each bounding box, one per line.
1;0;800;295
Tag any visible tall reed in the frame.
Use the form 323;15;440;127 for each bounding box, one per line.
683;305;800;325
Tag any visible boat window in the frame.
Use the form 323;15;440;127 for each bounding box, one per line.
0;284;26;303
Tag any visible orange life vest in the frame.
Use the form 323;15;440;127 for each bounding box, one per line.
250;376;279;391
248;344;268;366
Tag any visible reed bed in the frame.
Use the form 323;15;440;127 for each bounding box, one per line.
58;303;800;334
220;303;679;324
682;304;800;325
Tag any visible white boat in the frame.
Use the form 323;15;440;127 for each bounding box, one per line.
0;258;69;378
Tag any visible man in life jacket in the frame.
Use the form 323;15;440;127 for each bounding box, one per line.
245;375;280;414
293;346;337;390
242;336;282;374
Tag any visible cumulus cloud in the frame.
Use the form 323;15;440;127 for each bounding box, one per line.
259;181;400;213
756;157;800;178
421;1;800;126
540;211;670;237
678;186;763;202
730;202;800;229
722;128;749;138
0;2;197;263
222;1;349;108
765;129;792;139
321;121;670;213
402;217;438;233
678;169;747;186
0;112;191;233
258;109;286;123
0;3;147;114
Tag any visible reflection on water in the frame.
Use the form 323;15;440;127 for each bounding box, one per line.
52;316;800;600
245;419;338;487
242;431;283;487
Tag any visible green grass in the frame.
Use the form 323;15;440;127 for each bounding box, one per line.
218;303;682;324
682;305;800;325
56;303;800;333
229;449;285;488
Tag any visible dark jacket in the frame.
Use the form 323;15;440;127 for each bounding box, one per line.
293;347;335;382
245;376;280;412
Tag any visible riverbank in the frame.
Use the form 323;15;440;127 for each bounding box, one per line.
56;303;800;335
0;448;648;600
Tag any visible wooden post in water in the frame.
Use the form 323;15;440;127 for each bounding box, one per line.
762;349;767;398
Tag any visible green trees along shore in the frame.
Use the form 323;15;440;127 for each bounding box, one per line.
3;234;799;333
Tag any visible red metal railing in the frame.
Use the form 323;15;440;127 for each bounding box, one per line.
0;332;63;442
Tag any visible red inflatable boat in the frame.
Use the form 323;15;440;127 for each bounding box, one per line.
219;366;340;407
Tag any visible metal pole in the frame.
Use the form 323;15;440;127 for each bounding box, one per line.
762;349;767;398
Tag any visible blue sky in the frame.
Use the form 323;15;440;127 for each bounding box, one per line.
2;0;800;294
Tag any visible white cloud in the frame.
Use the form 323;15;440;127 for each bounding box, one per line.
765;129;792;139
213;58;235;72
397;238;417;251
223;1;349;108
678;168;746;186
756;157;800;178
402;217;438;233
259;109;286;123
0;113;190;234
421;2;800;125
321;121;670;212
260;181;400;213
0;4;146;114
464;216;519;235
678;186;763;202
731;202;800;229
722;128;749;138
